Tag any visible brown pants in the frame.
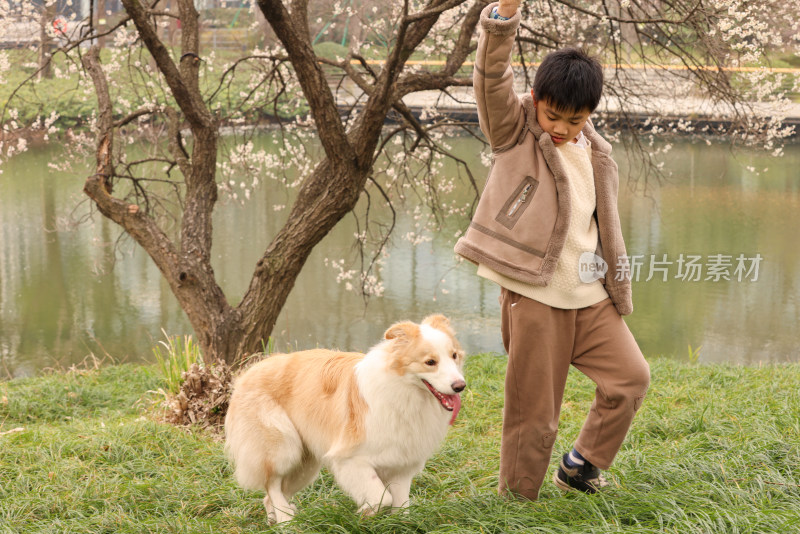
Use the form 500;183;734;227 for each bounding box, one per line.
498;289;650;500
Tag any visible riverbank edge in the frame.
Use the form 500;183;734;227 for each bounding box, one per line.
1;355;799;532
5;100;800;146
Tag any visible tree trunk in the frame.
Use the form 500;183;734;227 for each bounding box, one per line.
38;3;57;80
235;158;371;356
95;0;107;49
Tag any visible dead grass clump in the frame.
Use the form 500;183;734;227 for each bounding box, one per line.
164;361;233;431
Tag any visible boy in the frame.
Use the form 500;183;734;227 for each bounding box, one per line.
454;0;650;500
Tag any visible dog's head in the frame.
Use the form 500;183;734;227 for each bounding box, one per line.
383;315;466;420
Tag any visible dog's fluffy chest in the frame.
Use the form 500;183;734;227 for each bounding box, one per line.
354;368;451;466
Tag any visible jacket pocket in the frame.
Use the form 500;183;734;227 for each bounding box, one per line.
495;175;539;230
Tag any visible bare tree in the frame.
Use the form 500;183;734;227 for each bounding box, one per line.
73;0;485;365
1;0;797;365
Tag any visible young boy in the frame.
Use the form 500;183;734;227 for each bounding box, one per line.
454;0;650;500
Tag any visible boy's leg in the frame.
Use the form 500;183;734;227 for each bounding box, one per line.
499;288;574;500
570;298;650;470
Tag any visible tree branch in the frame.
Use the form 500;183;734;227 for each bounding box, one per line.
120;0;211;130
176;0;203;103
553;0;703;24
404;0;467;23
352;0;471;167
207;54;287;103
114;107;159;128
444;0;485;76
147;9;180;19
256;0;356;168
395;72;472;99
165;107;192;178
80;45;180;270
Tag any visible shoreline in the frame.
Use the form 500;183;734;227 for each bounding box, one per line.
4;90;799;143
385;105;800;139
363;85;800;138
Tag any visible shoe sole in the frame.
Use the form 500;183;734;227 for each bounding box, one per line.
553;468;605;494
553;469;577;493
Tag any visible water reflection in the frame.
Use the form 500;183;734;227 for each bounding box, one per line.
1;136;798;377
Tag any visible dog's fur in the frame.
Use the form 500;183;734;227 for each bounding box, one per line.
224;315;466;523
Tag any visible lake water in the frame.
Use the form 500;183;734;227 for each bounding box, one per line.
1;134;798;378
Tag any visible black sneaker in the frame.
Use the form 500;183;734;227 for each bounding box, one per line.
553;453;609;494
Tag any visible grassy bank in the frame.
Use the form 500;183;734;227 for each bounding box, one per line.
1;355;799;533
0;47;303;131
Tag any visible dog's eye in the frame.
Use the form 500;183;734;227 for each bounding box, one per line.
425;359;437;366
452;352;458;360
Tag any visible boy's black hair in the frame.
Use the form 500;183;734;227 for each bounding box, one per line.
533;48;604;113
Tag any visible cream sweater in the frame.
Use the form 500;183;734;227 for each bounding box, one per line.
478;133;609;308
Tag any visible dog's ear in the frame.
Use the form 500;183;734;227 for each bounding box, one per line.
422;314;452;333
384;321;420;342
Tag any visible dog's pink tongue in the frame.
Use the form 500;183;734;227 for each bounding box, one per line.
448;393;461;425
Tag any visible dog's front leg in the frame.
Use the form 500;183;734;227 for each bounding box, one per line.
329;458;393;515
385;473;414;512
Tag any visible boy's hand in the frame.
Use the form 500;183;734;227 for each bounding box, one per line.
497;0;521;18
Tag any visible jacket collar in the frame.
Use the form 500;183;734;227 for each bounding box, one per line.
521;94;612;156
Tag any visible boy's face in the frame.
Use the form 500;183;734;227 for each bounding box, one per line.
533;97;591;146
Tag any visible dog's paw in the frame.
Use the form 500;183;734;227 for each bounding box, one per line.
266;510;278;526
271;507;296;524
391;503;411;515
357;490;393;517
264;496;296;525
263;496;275;524
357;501;391;518
357;503;378;517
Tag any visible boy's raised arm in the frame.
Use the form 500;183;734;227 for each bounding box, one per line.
474;1;525;152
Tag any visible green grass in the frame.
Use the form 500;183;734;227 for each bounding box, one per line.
1;355;799;533
152;330;204;394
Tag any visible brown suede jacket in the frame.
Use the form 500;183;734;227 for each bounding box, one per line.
454;3;633;315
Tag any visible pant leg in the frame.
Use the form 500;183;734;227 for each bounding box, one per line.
499;288;575;500
571;298;650;470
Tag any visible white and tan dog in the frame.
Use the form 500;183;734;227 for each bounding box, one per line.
224;315;466;524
